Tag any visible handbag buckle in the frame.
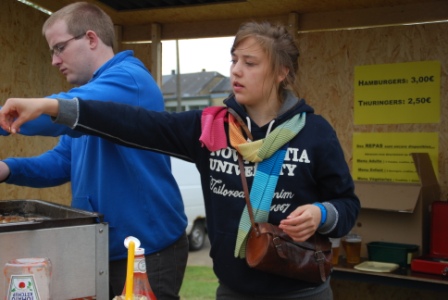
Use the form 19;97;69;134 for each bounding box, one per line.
273;236;288;259
273;236;282;248
314;250;325;262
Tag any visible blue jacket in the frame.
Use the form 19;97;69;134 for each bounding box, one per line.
55;91;361;295
1;51;187;261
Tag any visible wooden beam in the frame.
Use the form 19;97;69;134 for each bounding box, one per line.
151;23;162;87
122;15;289;41
121;1;448;41
297;1;448;32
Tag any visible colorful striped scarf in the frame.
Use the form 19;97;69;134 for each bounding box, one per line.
232;112;306;258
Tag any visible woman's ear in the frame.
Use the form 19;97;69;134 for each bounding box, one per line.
277;66;289;84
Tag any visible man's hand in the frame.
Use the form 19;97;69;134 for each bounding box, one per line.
0;98;59;134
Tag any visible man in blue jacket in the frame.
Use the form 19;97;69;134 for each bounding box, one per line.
0;2;188;299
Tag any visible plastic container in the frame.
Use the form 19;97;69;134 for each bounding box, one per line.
3;257;52;300
367;242;419;267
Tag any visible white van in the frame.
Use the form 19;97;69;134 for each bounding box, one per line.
171;157;207;251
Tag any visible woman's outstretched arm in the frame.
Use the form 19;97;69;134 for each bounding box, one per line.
0;98;59;133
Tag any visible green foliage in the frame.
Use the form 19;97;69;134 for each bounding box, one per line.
180;266;218;300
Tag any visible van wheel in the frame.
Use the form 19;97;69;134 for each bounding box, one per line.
188;220;206;251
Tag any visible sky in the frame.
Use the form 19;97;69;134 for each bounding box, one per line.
161;37;234;76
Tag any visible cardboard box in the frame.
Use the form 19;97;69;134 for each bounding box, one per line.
353;153;440;258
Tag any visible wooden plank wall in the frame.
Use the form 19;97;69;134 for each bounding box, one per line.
296;23;448;299
296;23;448;200
0;0;72;205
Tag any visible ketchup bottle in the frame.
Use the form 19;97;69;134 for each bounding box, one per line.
121;247;157;300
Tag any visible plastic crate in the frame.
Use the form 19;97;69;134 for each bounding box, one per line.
367;242;419;267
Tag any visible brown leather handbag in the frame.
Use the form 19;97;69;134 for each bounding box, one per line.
237;154;333;283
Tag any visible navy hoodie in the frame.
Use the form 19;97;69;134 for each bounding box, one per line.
56;91;360;295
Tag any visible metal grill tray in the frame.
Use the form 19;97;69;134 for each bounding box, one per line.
0;199;103;232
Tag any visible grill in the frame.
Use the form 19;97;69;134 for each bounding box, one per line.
0;199;103;232
0;199;109;299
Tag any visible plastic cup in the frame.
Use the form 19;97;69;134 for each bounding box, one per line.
342;234;362;264
329;238;341;265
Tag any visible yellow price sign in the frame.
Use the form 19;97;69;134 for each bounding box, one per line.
354;61;441;124
352;132;438;183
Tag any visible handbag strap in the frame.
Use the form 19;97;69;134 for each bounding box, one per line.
237;153;257;231
228;108;254;141
230;107;256;230
313;234;327;282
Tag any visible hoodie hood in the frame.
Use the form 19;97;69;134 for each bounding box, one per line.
223;90;314;137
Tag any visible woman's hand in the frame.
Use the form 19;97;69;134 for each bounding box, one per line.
0;98;59;133
278;204;321;242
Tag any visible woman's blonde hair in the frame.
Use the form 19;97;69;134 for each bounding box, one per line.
42;2;115;49
231;22;300;102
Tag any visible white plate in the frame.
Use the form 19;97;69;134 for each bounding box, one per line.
354;261;399;273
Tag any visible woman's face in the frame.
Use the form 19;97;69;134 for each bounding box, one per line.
230;37;277;107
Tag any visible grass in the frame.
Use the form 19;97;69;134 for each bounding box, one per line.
180;266;218;300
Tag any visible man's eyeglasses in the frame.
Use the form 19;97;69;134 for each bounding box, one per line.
50;33;86;58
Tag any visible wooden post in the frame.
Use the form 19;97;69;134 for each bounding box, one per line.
288;12;299;42
114;25;122;53
151;23;162;87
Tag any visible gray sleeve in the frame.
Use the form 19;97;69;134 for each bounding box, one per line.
52;98;79;128
317;202;339;235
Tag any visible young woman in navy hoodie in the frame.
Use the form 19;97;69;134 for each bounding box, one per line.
1;21;360;300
